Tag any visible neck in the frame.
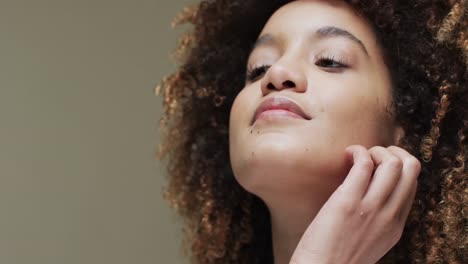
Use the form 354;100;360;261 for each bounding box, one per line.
264;190;330;264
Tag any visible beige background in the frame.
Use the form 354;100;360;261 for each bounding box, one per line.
0;0;192;263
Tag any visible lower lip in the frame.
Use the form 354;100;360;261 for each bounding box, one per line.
255;109;305;122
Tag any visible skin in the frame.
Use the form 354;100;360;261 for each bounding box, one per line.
229;0;421;263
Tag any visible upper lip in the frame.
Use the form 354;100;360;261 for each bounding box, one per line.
253;95;312;124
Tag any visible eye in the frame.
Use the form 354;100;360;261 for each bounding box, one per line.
246;64;271;82
315;55;349;71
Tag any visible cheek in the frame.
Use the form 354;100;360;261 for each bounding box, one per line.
229;86;258;126
229;90;256;185
229;89;253;146
321;91;390;145
229;91;248;130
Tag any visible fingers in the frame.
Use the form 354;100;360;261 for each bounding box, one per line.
363;146;402;208
341;144;421;223
383;146;422;221
341;145;375;199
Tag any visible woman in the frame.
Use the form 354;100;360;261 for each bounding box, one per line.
156;0;467;263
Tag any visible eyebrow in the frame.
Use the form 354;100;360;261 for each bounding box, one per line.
251;25;369;56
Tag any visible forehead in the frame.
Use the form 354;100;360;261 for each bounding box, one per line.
258;0;378;50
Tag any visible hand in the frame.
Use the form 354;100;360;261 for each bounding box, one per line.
290;145;422;264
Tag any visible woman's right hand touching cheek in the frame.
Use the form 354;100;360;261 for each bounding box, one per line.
289;145;422;264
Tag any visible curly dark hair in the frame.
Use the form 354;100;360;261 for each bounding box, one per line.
155;0;468;263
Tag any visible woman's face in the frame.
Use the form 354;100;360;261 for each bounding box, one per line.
229;0;403;198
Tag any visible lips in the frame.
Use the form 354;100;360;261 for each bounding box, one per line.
252;95;312;124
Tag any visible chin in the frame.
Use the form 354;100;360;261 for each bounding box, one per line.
252;132;304;151
230;141;347;199
231;148;309;196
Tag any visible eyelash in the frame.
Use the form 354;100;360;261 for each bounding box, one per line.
245;55;350;82
316;55;350;69
246;64;271;82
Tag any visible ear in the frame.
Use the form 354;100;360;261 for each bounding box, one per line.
393;125;405;146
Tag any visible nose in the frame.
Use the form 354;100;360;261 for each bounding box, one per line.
260;60;308;95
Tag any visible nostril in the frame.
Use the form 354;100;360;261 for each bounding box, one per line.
283;80;295;88
267;83;275;89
